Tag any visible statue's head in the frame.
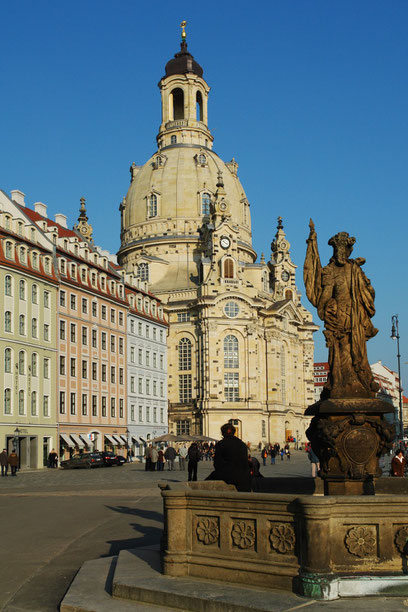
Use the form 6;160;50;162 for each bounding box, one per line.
328;232;355;266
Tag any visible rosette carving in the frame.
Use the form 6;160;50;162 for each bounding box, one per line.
269;523;295;554
345;526;376;557
395;526;408;554
196;517;219;545
231;521;255;549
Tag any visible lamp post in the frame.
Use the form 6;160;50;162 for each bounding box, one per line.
391;315;404;439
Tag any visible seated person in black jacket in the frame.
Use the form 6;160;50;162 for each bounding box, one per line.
207;423;251;492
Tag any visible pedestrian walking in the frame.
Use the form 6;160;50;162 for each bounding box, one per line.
164;445;176;470
270;448;276;465
157;449;165;471
280;449;284;461
286;450;291;461
145;445;152;471
391;449;406;477
308;448;320;477
187;442;201;481
150;446;158;471
48;449;58;468
8;450;19;476
178;445;188;470
0;448;8;477
261;447;268;466
128;449;134;463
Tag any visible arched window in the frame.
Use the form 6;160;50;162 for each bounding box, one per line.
171;88;184;120
5;275;12;296
201;192;211;215
224;335;239;369
18;390;25;415
32;318;38;338
19;315;25;335
5;241;13;258
20;247;26;262
32;284;38;303
138;263;149;282
4;312;11;332
171;135;177;144
178;337;192;371
31;391;37;416
4;348;11;373
19;351;25;375
148;194;157;218
19;279;26;300
32;353;38;376
4;389;11;414
224;258;234;279
196;91;203;121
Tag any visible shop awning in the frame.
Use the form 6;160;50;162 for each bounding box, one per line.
79;434;91;446
60;433;74;448
139;437;146;443
131;435;140;443
71;434;85;448
112;435;124;446
118;435;128;445
105;434;118;446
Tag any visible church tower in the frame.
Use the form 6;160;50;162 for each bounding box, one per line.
117;24;316;444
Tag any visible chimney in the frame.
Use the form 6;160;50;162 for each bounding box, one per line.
34;202;48;218
55;213;67;228
10;190;25;206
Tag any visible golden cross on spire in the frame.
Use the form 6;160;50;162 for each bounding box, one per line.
180;20;187;40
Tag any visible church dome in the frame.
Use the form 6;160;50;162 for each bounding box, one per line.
165;41;203;78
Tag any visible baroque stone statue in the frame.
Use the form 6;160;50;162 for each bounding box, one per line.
304;220;379;400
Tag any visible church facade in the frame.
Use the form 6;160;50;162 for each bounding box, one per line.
117;33;317;445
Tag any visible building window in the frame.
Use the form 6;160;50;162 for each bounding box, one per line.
70;393;76;415
70;323;76;342
224;258;234;279
111;366;115;383
111;398;115;417
201;192;211;215
224;335;239;368
178;338;192;370
119;368;124;385
262;420;266;438
31;391;37;416
130;405;135;421
119;398;124;418
176;420;190;435
102;396;107;417
110;335;115;352
32;354;37;376
19;390;25;415
130;347;135;363
160;355;164;369
59;391;66;414
138;377;143;393
44;291;50;308
138;406;143;422
160;407;164;422
92;301;97;317
70;358;76;377
19;280;26;300
138;349;143;365
138;321;142;335
146;406;150;422
32;318;38;338
102;364;107;382
224;301;239;318
153;380;157;396
92;329;97;348
82;298;88;314
171;135;177;144
153;353;157;368
44;358;49;379
82;394;87;416
146;380;150;395
119;338;124;354
138;263;149;282
119;312;124;326
5;241;13;258
60;320;66;340
92;362;97;380
148;194;157;218
18;351;25;375
82;360;87;379
4;348;12;373
82;327;88;345
160;381;164;397
146;325;150;338
60;291;66;307
153;406;157;422
130;376;135;393
110;309;115;323
146;351;150;367
179;374;192;403
101;305;107;320
4;389;11;415
92;395;97;416
70;294;76;310
19;314;26;335
5;311;12;333
44;324;50;341
5;275;12;296
224;372;239;401
177;312;190;322
101;332;107;350
60;356;65;375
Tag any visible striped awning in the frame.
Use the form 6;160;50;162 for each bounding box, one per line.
112;435;124;446
60;433;74;448
105;434;118;446
71;434;84;448
118;435;128;445
79;434;91;446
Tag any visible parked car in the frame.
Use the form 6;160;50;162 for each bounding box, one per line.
95;451;125;467
60;453;103;469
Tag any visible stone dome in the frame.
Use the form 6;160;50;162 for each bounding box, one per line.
165;41;203;78
121;144;253;249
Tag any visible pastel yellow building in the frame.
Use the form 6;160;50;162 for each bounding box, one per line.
118;32;317;445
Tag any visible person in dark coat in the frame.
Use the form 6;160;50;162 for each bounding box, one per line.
391;449;406;477
164;445;176;470
0;449;8;477
8;450;19;476
208;423;251;492
48;449;58;468
187;443;201;481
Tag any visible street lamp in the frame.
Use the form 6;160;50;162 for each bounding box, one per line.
13;427;20;452
391;315;404;439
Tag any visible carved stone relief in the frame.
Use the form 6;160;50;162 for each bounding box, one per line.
269;523;295;554
196;517;220;546
231;520;256;550
345;526;376;557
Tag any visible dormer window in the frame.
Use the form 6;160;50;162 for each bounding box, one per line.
71;263;76;277
32;252;38;268
20;247;26;263
101;276;106;290
60;259;66;274
144;299;150;314
91;272;96;286
81;268;87;283
148;194;157;218
137;296;142;311
44;257;51;273
31;228;35;241
5;241;13;259
64;239;68;250
224;258;234;279
74;244;79;256
18;222;23;236
118;285;123;298
5;216;11;229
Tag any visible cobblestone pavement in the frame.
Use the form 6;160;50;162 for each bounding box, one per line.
0;450;401;611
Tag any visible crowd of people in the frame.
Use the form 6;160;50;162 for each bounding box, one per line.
0;448;19;477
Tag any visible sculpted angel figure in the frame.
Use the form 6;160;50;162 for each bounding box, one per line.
304;220;379;400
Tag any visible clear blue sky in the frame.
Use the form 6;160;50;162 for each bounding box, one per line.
1;1;407;378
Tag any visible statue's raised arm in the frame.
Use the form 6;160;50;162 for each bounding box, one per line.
303;219;322;308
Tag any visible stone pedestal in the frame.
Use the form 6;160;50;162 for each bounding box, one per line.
305;398;395;495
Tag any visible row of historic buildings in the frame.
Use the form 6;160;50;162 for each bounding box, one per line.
0;189;168;468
